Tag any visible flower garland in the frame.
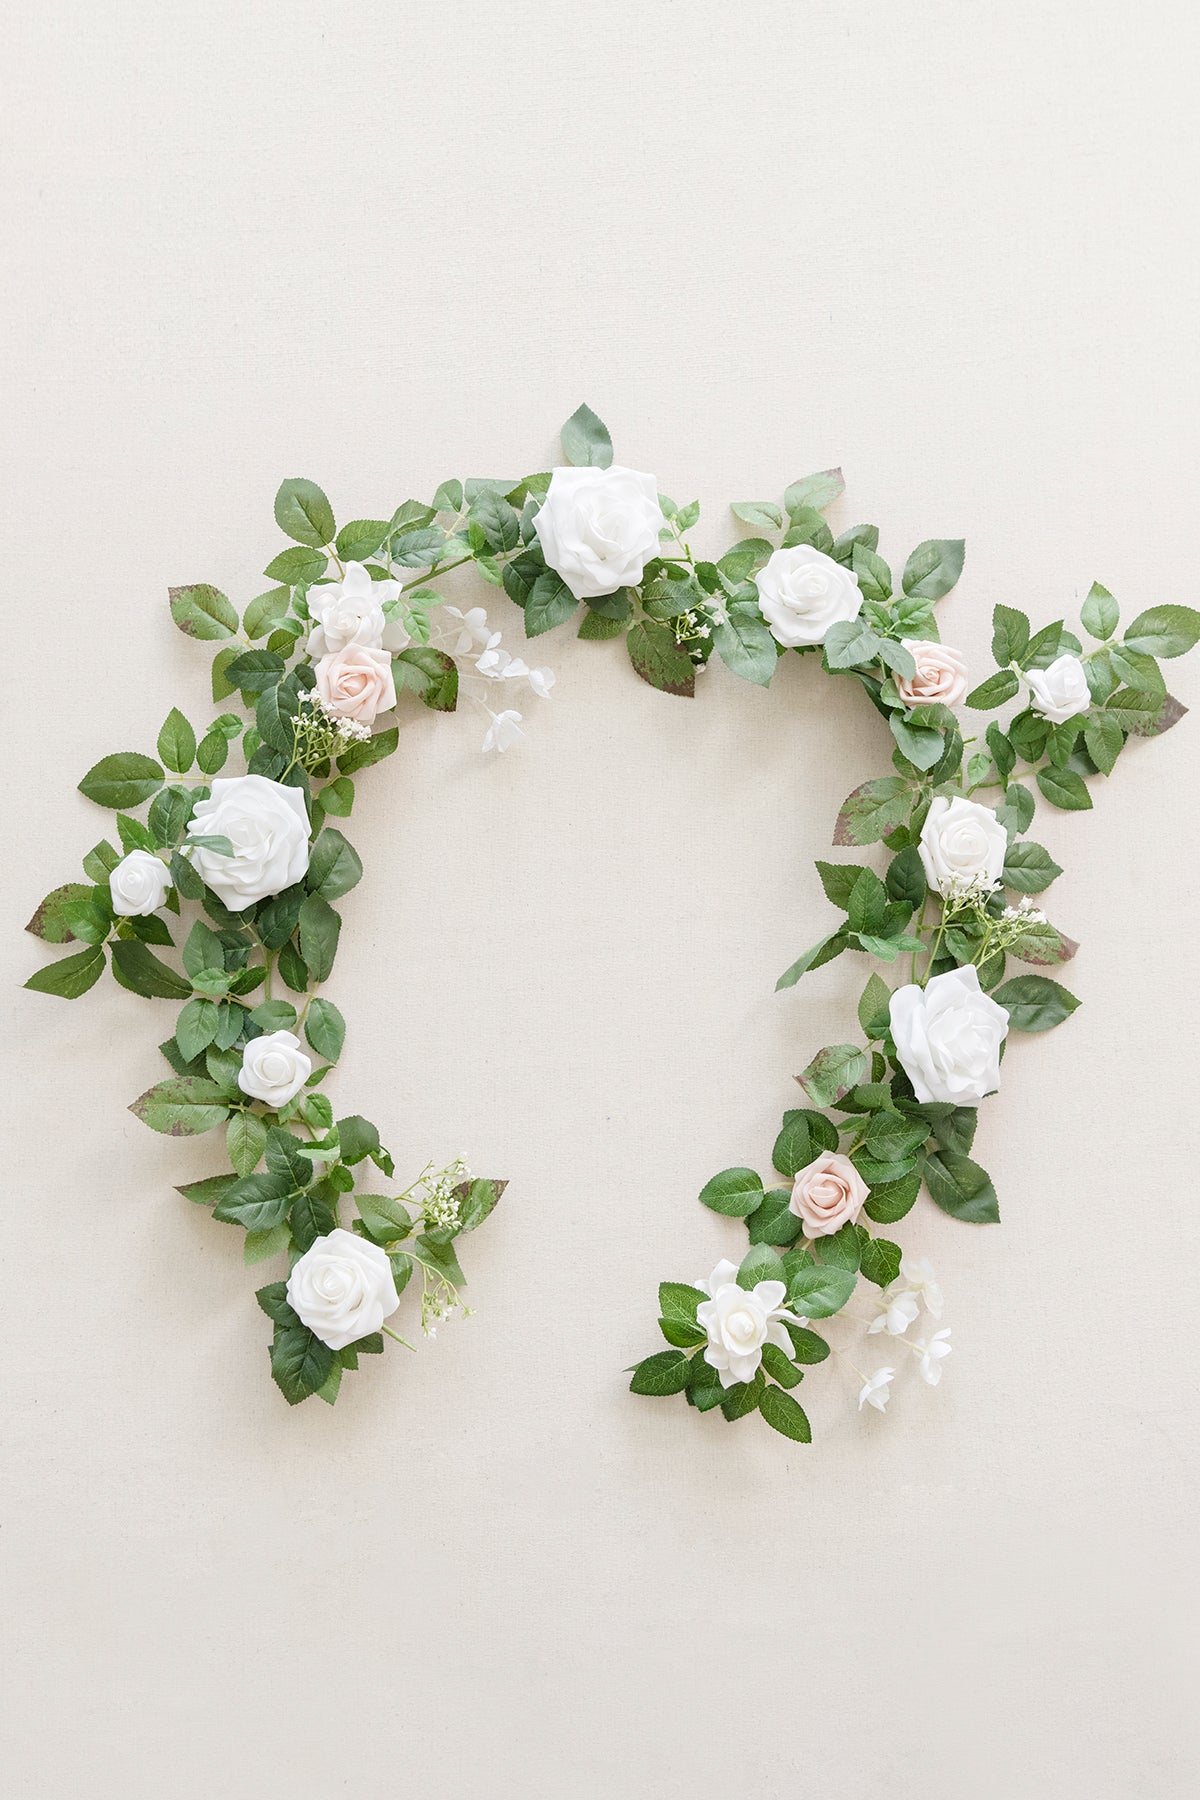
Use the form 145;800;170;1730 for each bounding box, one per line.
25;406;1199;1429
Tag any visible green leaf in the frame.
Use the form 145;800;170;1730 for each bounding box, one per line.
787;1263;856;1319
524;571;578;637
626;619;695;697
759;1384;812;1442
243;586;291;639
214;1170;292;1230
298;894;340;982
698;1166;764;1217
24;944;106;998
168;583;238;640
175;995;220;1061
784;468;845;514
628;1350;691;1397
78;752;165;810
561;403;614;469
720;1371;765;1421
1084;712;1123;775
290;1187;337;1253
227;1110;268;1177
992;974;1080;1032
1036;765;1092;811
26;882;96;944
965;668;1020;710
157;708;196;773
774;930;847;990
851;544;893;603
889;713;945;770
745;1188;804;1246
712;604;777;686
902;539;965;600
860;1236;902;1287
334;518;389;561
270;1322;333;1405
760;1342;804;1388
990;604;1030;667
256;678;300;754
1081;582;1119;640
111;941;191;999
824;618;884;670
274;477;335;547
578;610;627;642
833;777;913;846
1123;604;1200;659
306;829;363;901
337;1114;380;1165
304;997;346;1063
355;1193;413;1245
263;545;327;585
129;1076;229;1136
863;1170;922;1224
797;1044;868;1108
858;972;892;1037
1001;841;1062;893
731;501;783;530
815;1220;862;1273
471;490;521;553
885;844;926;912
923;1150;999;1223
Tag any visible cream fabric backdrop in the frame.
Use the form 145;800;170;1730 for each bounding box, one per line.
3;4;1197;1796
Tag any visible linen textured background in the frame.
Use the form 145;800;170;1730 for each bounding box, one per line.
2;4;1197;1796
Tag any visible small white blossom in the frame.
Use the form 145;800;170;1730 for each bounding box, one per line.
444;606;492;654
528;667;556;699
867;1283;920;1337
913;1328;953;1386
482;709;524;753
900;1255;944;1319
858;1368;896;1413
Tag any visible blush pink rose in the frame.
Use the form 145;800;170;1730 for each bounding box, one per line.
894;638;969;709
314;644;396;722
789;1151;869;1237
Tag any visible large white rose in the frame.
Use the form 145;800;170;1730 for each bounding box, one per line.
918;795;1007;896
533;465;663;599
754;543;864;647
186;774;310;911
109;849;170;916
890;964;1009;1106
308;561;410;657
695;1258;803;1389
238;1029;312;1107
1026;653;1090;724
286;1228;401;1350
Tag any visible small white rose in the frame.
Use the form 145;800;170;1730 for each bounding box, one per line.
789;1151;869;1237
694;1257;802;1389
894;638;969;709
754;543;864;647
237;1029;312;1108
186;774;310;912
1026;653;1090;724
890;964;1009;1106
307;562;410;656
109;849;170;917
918;795;1007;896
286;1228;400;1351
533;465;663;599
314;643;397;722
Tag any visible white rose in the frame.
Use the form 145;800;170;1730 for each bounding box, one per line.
694;1258;802;1389
895;638;969;709
533;465;663;599
890;964;1009;1106
308;561;410;656
754;543;864;647
109;849;170;916
1026;653;1090;724
918;795;1007;896
186;774;310;912
286;1228;401;1350
314;643;397;722
238;1029;312;1107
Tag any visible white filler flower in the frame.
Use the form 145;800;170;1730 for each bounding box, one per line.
890;964;1010;1106
695;1257;802;1389
918;795;1007;896
754;543;864;647
237;1029;312;1108
286;1229;401;1351
533;465;664;599
858;1367;896;1412
1026;652;1090;723
913;1328;953;1386
109;849;170;916
186;774;310;911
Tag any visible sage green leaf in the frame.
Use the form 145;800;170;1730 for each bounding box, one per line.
626;619;695;697
824;618;884;669
1122;604;1200;659
992;974;1080;1032
990;604;1030;667
26;882;95;944
966;668;1020;710
775;930;848;990
759;1384;812;1442
698;1167;764;1217
245;1222;292;1265
157;708;196;773
772;1108;838;1177
797;1043;868;1107
784;468;845;514
304;997;345;1063
471;490;521;553
175;996;220;1061
787;1263;856;1318
712;604;777;686
79;752;165;810
129;1076;230;1136
1036;765;1092;811
833;777;913;846
263;546;327;585
454;1176;506;1233
902;539;965;600
1081;582;1118;640
731;500;783;530
274;477;335;548
355;1193;413;1245
1001;841;1062;893
227;1110;268;1177
923;1150;1000;1223
24;944;106;998
168;583;238;640
334;518;389;560
561;403;613;469
628;1350;691;1396
851;544;892;603
243;586;291;639
890;713;945;770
